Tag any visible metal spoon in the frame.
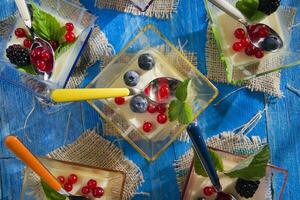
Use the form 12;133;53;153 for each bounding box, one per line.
4;135;89;200
207;0;283;52
15;0;55;80
51;77;180;103
187;122;237;200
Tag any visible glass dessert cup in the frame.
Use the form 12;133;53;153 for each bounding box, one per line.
0;0;96;100
21;157;126;200
204;0;300;83
181;147;288;200
87;24;218;161
129;0;154;12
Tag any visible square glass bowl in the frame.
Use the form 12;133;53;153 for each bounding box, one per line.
182;148;288;200
0;0;96;99
204;0;300;83
130;0;154;12
21;157;126;200
87;24;218;161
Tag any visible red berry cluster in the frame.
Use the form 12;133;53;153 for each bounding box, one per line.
57;174;78;192
232;28;264;59
143;104;168;133
14;28;33;49
82;179;104;198
30;47;53;72
64;22;76;43
203;186;216;196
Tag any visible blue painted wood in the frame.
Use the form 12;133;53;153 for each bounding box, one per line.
0;0;299;199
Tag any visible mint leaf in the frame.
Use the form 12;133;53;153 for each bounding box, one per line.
41;181;66;200
55;41;75;58
168;100;182;121
16;65;37;75
194;149;224;177
175;79;190;102
31;4;65;41
225;145;270;181
178;102;193;124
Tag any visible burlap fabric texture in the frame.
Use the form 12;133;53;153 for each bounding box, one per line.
24;130;144;200
95;0;179;19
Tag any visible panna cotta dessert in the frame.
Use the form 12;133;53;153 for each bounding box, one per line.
5;3;84;87
27;158;125;200
103;49;195;140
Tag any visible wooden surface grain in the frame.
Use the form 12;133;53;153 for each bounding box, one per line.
0;0;299;199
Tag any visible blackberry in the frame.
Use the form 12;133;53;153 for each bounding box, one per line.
258;0;280;15
6;44;30;66
235;178;260;198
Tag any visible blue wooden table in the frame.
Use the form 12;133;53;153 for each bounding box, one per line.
0;0;299;199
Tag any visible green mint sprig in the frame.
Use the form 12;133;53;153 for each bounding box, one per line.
194;148;224;177
54;41;75;58
168;79;193;124
41;181;66;200
236;0;265;22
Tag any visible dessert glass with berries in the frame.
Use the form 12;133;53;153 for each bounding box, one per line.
21;158;125;200
182;148;288;200
0;0;96;99
87;25;218;161
204;0;300;82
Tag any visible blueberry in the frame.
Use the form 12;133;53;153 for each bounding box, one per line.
138;53;155;70
261;35;282;51
123;70;140;87
130;95;148;113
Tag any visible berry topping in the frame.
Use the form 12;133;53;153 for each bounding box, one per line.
30;47;43;61
232;42;243;52
57;176;65;184
92;187;104;198
23;38;32;48
115;97;125;105
65;31;76;43
123;70;140;87
257;26;269;38
234;28;246;39
240;38;250;48
87;179;97;189
15;28;26;38
64;183;73;192
36;60;46;71
244;45;255;56
68;174;78;184
215;192;232;200
261;35;282;51
147;104;157;113
254;48;264;59
6;44;30;66
41;50;51;61
235;178;260;198
49;40;59;50
157;84;170;100
143;122;153;132
157;113;168;124
203;186;216;196
258;0;280;15
130;95;148;113
65;22;74;31
156;104;166;113
138;53;155;70
81;186;90;195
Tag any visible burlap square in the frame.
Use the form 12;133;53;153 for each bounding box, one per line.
206;26;283;97
95;0;179;19
24;130;144;200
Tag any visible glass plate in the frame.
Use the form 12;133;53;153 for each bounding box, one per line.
87;24;218;161
21;157;126;200
181;148;288;200
204;0;300;83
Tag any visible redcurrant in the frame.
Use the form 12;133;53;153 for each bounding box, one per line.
232;42;243;52
234;28;246;39
254;48;264;59
143;122;153;132
57;176;65;184
92;187;104;198
156;104;166;113
65;31;76;43
240;38;250;47
87;179;97;189
258;26;269;38
158;85;170;99
23;38;32;48
65;22;74;31
147;104;157;113
41;50;51;61
15;28;26;37
64;183;73;192
114;97;125;105
68;174;78;184
157;114;167;124
203;186;216;196
49;40;59;50
81;186;90;195
36;60;46;71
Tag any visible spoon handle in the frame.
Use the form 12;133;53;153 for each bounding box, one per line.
207;0;248;25
51;88;131;102
15;0;32;28
187;122;222;192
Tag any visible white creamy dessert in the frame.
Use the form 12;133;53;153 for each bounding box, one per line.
216;12;284;67
104;50;191;140
183;159;270;200
7;12;84;87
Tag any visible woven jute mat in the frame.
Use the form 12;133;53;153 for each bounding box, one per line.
95;0;179;19
24;130;144;200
